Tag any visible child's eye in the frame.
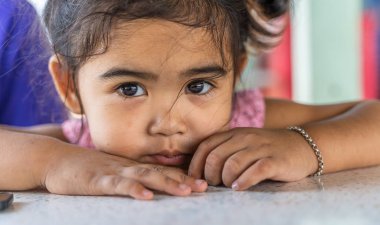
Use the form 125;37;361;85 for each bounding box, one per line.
116;83;146;97
186;81;214;95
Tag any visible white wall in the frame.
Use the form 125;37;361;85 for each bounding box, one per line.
291;0;362;104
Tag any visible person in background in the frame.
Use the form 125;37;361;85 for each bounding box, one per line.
0;0;66;126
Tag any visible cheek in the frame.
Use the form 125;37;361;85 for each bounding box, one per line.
186;94;233;139
84;102;149;158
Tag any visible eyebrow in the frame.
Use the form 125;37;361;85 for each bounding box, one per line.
99;64;227;81
100;69;156;81
181;65;227;78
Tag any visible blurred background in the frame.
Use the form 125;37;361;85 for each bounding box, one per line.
29;0;380;104
242;0;380;104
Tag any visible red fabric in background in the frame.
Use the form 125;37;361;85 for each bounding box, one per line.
262;17;292;99
362;10;379;99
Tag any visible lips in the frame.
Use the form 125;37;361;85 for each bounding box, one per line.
148;152;192;166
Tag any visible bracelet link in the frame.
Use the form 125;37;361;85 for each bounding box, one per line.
287;126;324;177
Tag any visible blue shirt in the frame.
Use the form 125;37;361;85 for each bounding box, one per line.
0;0;66;126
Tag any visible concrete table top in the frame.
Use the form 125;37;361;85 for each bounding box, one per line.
1;166;380;225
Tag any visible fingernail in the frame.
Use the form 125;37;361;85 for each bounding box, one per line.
179;184;190;191
232;181;239;191
195;179;206;186
143;190;153;197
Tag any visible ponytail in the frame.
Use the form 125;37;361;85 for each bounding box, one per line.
252;0;290;19
243;0;290;52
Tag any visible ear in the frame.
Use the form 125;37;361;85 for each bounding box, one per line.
49;55;82;114
235;53;248;84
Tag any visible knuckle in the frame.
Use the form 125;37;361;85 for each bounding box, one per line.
87;177;101;195
125;181;140;194
117;179;144;197
224;156;241;174
80;170;97;182
205;153;221;170
198;138;213;151
94;175;119;195
197;142;206;151
240;133;251;142
163;176;178;192
222;157;241;187
205;154;223;185
257;142;271;152
256;159;274;175
164;176;175;185
133;167;151;178
108;175;123;189
179;174;188;183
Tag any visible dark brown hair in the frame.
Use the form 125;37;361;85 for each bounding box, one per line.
43;0;289;113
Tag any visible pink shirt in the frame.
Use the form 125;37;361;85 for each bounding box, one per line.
62;89;266;148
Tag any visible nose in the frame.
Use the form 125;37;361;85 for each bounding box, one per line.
148;106;187;137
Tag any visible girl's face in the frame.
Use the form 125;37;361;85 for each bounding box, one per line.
55;20;240;168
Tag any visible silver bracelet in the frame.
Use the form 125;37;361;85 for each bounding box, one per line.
287;126;324;176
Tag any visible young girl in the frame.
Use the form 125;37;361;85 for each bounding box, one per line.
2;0;380;201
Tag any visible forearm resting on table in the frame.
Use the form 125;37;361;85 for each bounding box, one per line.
0;124;67;142
304;101;380;174
0;128;69;190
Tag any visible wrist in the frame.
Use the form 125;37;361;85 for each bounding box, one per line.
36;137;81;189
287;126;324;176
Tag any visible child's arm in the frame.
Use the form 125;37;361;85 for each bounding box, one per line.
188;100;380;190
0;128;207;199
264;99;380;173
0;124;67;141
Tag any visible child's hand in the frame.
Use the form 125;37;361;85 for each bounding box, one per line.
188;128;318;190
43;146;207;200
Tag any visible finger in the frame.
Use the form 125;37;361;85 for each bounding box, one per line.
122;167;192;196
140;165;208;192
203;144;247;186
188;131;234;179
231;158;277;191
202;130;263;185
92;175;154;200
222;148;268;187
116;179;154;200
163;167;208;192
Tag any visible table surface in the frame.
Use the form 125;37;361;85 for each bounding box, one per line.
1;166;380;225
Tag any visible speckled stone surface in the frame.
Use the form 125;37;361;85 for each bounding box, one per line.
1;166;380;225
